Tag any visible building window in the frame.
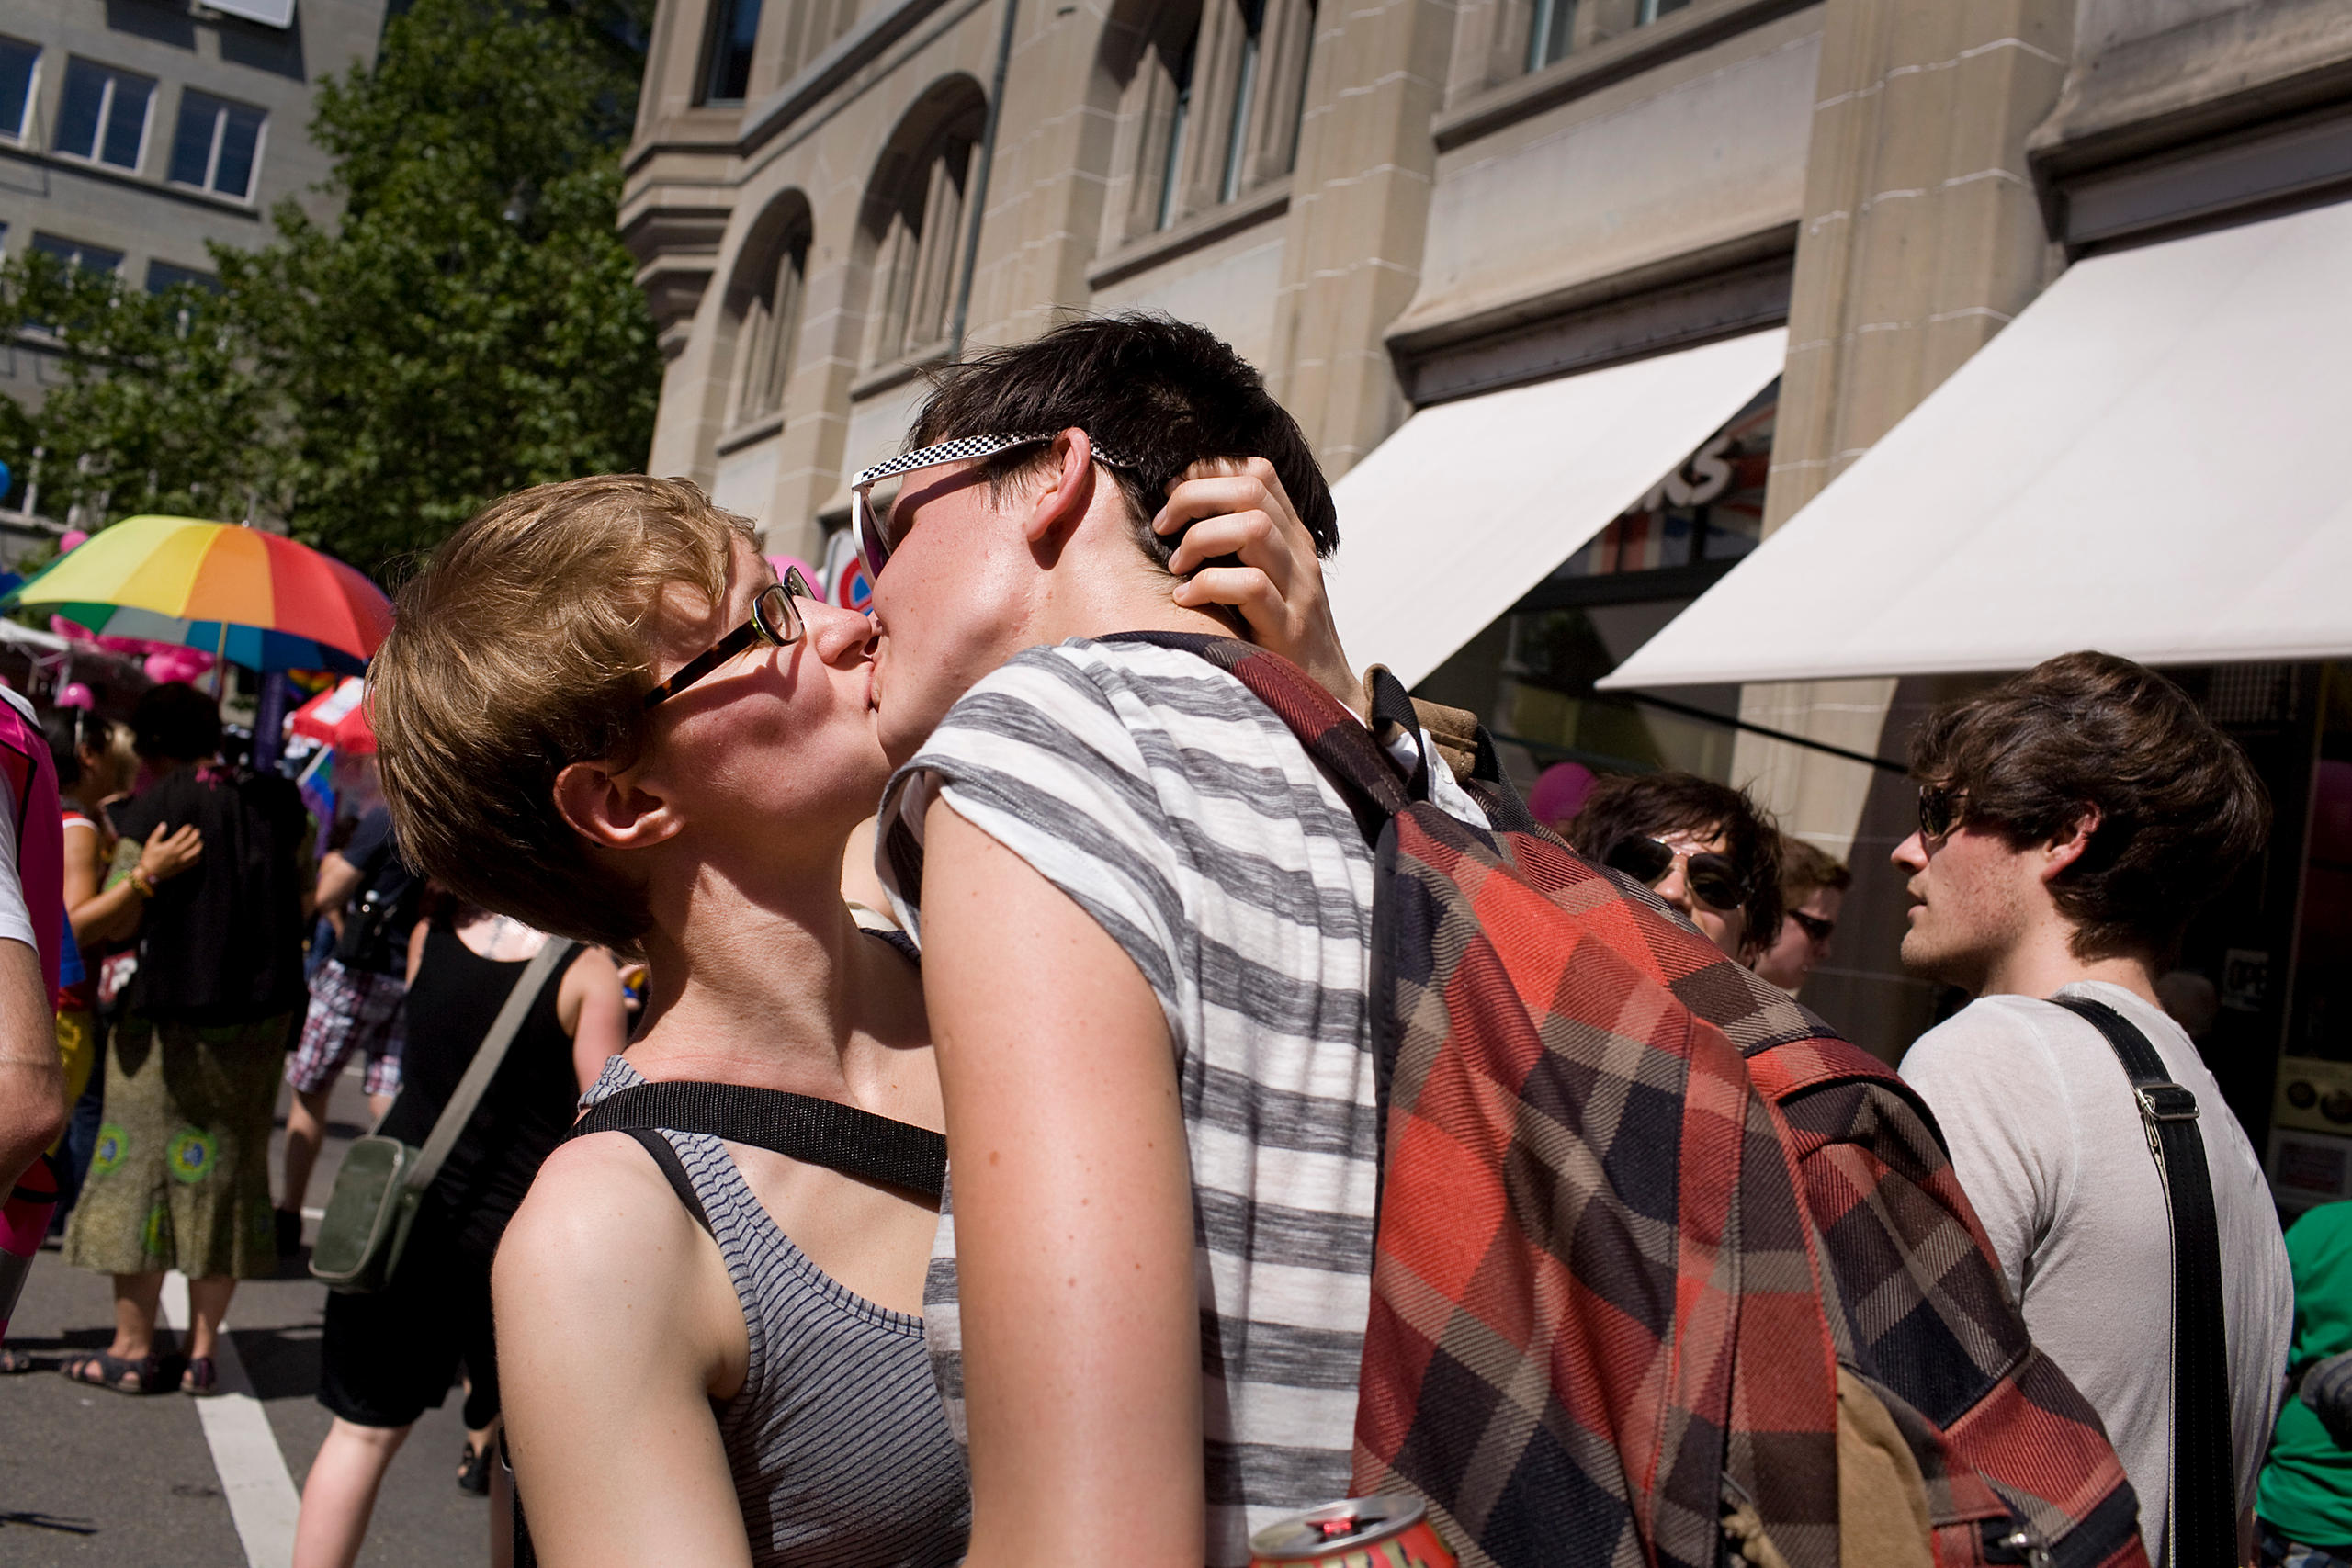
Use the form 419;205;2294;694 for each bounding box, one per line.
731;231;808;426
863;111;982;368
1118;0;1313;243
0;38;38;141
702;0;763;103
54;59;155;172
147;260;220;293
167;91;266;200
30;233;125;276
1528;0;1690;72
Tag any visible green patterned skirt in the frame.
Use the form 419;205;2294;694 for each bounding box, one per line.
62;1011;291;1280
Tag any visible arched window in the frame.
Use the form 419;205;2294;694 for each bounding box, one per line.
1105;0;1315;244
860;89;986;368
729;220;809;428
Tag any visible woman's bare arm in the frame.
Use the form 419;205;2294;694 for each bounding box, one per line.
918;800;1204;1568
494;1135;752;1567
556;949;630;1093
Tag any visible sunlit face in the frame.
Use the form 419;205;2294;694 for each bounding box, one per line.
1890;818;2039;996
866;457;1043;767
632;535;893;869
1649;827;1747;959
1754;886;1842;993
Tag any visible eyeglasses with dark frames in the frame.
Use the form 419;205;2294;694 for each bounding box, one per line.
642;568;818;710
850;432;1138;582
1917;783;1968;846
1600;835;1749;913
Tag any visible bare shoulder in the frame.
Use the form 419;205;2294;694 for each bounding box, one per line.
496;1131;710;1319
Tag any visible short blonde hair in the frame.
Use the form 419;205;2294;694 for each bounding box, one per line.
371;475;755;950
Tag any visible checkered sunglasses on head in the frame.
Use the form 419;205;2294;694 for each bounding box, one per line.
850;432;1137;581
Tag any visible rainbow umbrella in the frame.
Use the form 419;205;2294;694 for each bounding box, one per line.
2;515;391;674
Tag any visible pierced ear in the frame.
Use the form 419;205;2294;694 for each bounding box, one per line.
553;759;681;853
1021;428;1096;547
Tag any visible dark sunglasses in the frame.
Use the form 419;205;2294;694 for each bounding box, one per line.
849;432;1137;581
1601;836;1748;913
1917;783;1967;844
642;569;817;710
1788;908;1837;944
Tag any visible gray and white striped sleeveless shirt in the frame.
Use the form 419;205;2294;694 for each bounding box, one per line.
582;1058;970;1568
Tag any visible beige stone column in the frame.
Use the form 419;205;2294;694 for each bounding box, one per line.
1736;0;2074;853
1266;0;1454;478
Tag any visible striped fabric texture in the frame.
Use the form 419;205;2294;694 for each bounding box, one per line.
582;1060;971;1568
878;639;1487;1566
1125;635;2149;1568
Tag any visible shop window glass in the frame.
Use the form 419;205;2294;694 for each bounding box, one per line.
55;58;154;172
0;38;38;141
1409;379;1776;795
703;0;764;103
167;91;266;199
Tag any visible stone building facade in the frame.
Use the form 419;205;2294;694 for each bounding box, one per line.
625;0;2352;1059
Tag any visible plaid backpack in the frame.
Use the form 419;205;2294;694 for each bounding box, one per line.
1118;634;2147;1568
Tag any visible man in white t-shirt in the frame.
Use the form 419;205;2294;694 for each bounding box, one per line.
1893;650;2290;1565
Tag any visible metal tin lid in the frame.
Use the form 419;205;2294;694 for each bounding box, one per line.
1250;1495;1429;1560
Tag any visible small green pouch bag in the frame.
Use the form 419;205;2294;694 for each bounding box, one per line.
310;938;576;1294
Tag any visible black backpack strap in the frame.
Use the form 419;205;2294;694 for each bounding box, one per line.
570;1080;945;1201
619;1127;715;1235
2050;994;2235;1564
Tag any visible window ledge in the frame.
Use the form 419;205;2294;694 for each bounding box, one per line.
1434;0;1818;153
715;412;786;456
850;338;955;401
0;142;264;218
1086;178;1290;290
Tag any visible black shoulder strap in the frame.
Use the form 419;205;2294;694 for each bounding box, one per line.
571;1080;945;1201
2050;994;2235;1564
620;1127;715;1235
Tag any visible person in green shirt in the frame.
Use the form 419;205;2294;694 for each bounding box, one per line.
2261;1200;2352;1567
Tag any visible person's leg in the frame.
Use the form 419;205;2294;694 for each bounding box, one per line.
489;1444;515;1568
280;1085;334;1214
109;1272;164;1359
291;1418;412;1568
184;1276;235;1363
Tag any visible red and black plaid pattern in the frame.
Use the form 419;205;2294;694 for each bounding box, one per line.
1114;634;2146;1568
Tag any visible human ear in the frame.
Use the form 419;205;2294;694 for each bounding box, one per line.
1020;428;1097;548
552;759;682;853
2039;805;2102;883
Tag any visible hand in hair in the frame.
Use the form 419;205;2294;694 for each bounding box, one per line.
1158;457;1368;718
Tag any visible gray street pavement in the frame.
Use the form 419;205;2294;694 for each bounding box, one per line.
1;1063;492;1567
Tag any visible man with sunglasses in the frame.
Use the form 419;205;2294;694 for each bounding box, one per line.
1563;771;1781;962
1753;838;1849;996
1891;650;2290;1565
859;315;1493;1568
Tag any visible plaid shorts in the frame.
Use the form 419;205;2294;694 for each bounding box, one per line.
286;957;408;1097
2262;1522;2352;1568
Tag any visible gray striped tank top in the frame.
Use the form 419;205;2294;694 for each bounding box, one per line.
584;1058;970;1568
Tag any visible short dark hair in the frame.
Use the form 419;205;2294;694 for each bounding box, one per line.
1566;771;1782;954
908;313;1337;570
42;706;94;791
1908;650;2269;962
130;682;221;763
1779;838;1851;903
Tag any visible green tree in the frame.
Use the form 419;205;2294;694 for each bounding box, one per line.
0;0;660;576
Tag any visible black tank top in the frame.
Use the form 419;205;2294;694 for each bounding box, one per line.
377;923;588;1263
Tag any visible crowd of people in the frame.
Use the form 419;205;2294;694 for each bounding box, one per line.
0;311;2345;1567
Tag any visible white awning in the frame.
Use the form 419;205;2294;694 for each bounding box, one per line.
203;0;297;28
1602;197;2352;690
1323;328;1789;688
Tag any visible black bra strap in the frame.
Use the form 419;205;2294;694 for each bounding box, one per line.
572;1080;946;1201
621;1128;715;1235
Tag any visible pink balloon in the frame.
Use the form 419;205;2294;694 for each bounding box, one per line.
55;682;95;710
58;530;88;553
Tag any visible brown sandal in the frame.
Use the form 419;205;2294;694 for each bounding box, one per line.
62;1350;164;1393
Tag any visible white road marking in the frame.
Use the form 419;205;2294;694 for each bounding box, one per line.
160;1272;300;1568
